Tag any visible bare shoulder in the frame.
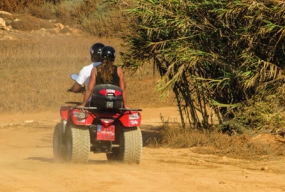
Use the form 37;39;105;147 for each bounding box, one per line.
117;66;123;76
92;66;98;72
117;66;122;72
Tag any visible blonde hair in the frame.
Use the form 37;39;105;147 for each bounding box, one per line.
98;60;114;83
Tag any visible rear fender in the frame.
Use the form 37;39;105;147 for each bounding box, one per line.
70;108;95;126
60;106;71;120
118;111;141;127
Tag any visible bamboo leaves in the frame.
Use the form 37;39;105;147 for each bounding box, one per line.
121;0;285;129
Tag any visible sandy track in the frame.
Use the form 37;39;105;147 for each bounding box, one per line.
0;107;284;192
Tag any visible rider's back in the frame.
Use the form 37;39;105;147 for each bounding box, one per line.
96;65;120;86
91;65;123;110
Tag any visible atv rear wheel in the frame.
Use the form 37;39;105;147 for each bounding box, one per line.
65;125;90;163
107;127;142;164
53;123;65;161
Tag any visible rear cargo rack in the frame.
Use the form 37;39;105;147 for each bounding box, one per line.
65;102;142;111
118;108;142;111
65;101;97;110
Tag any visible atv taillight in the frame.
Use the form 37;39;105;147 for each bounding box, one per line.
129;113;140;119
100;119;114;127
99;89;122;96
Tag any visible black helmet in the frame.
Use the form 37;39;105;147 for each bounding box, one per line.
90;43;105;57
100;46;116;61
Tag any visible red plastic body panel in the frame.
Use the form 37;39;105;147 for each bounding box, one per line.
70;109;96;126
60;106;71;120
60;105;141;129
118;111;142;127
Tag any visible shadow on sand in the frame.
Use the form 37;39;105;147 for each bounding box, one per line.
140;124;162;147
25;157;109;164
25;157;54;163
25;124;162;164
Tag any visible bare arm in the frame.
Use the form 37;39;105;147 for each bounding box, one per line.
78;67;97;107
69;67;87;93
118;67;128;108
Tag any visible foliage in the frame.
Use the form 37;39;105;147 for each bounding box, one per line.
221;92;285;136
121;0;285;131
50;0;134;37
72;0;130;37
156;115;285;158
0;0;133;37
10;15;55;31
0;0;60;13
29;5;56;20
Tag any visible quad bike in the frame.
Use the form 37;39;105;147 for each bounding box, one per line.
53;74;143;164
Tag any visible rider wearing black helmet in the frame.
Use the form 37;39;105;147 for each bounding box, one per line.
78;46;128;108
100;46;116;61
68;42;105;94
97;46;119;86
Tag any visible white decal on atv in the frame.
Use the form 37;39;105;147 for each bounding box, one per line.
130;120;138;125
129;113;139;120
72;112;86;123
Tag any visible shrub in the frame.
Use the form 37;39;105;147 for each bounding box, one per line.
157;117;285;159
0;0;44;13
29;5;56;20
11;15;55;31
121;0;285;131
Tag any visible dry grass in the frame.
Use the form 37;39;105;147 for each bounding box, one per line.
149;119;285;160
11;14;55;31
1;0;133;37
29;5;56;20
0;0;45;13
0;34;173;114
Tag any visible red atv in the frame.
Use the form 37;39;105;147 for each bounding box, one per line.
53;74;143;164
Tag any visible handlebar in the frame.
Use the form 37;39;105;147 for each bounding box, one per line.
65;102;97;110
65;101;82;105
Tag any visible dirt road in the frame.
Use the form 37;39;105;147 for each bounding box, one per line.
0;107;284;192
